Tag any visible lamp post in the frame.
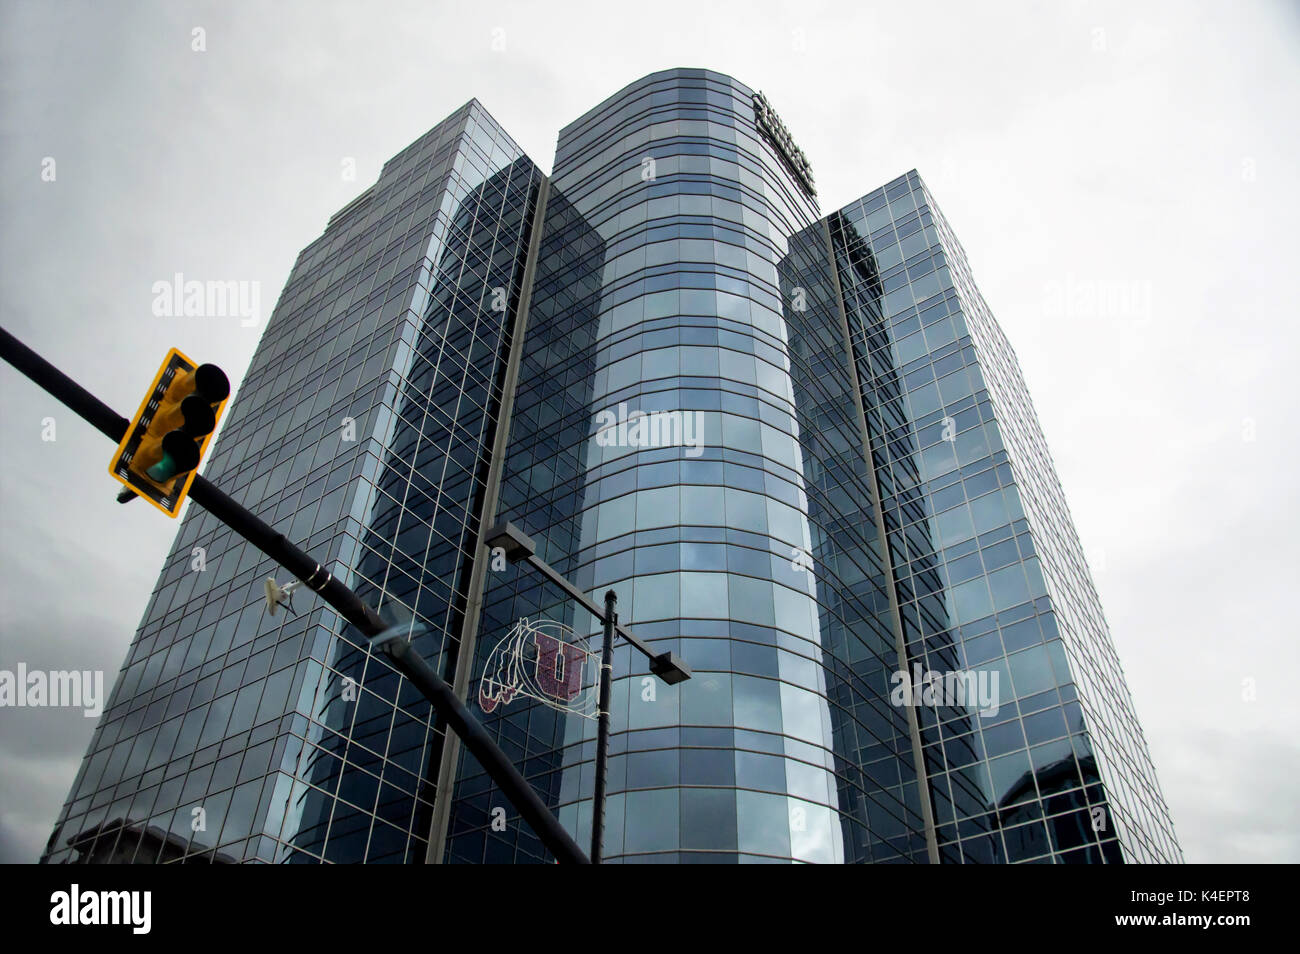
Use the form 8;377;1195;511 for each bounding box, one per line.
591;589;617;863
484;521;691;862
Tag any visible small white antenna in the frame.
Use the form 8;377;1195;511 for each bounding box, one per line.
264;577;302;617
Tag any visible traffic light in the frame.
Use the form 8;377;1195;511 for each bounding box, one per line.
109;348;229;517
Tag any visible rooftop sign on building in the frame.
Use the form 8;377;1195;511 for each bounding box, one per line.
753;91;817;198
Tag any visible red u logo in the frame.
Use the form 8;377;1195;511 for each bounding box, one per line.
532;630;585;703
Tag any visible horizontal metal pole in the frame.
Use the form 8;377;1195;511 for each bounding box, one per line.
526;554;606;623
525;553;661;662
1;326;131;444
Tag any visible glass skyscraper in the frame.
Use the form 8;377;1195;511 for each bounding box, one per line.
42;69;1181;865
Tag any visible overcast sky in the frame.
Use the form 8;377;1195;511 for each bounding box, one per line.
1;0;1297;864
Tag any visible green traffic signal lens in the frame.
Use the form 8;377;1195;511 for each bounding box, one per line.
145;431;201;482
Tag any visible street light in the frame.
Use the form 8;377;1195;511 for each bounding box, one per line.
484;520;692;862
486;522;691;683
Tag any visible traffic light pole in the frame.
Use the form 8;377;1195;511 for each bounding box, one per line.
0;326;590;865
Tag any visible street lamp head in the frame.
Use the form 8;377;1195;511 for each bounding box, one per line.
485;521;536;564
650;651;692;685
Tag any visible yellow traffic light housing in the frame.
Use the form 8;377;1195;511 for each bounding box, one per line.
109;348;229;517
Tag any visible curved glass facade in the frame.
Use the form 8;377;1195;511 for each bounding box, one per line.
445;70;929;864
43;70;1179;865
